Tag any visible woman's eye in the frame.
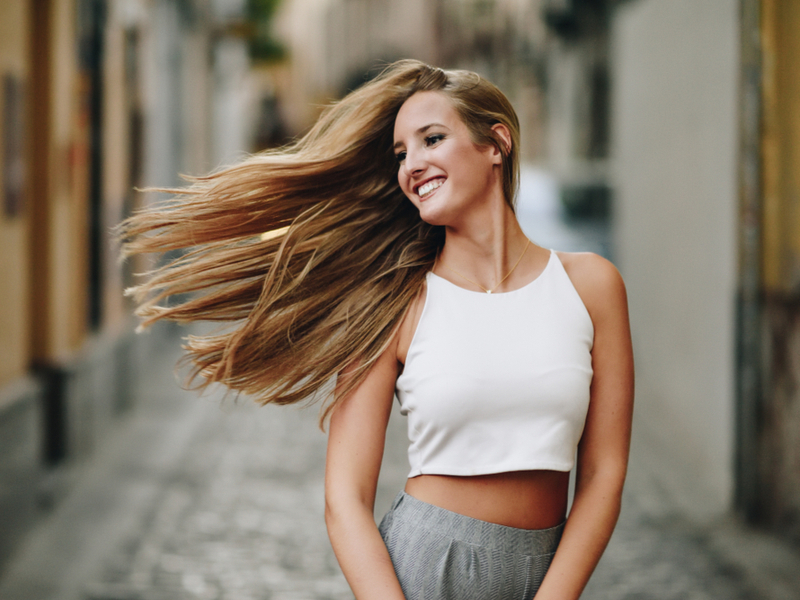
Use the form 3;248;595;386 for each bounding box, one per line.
395;151;407;164
425;134;445;146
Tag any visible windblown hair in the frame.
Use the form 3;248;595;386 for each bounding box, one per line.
119;59;521;426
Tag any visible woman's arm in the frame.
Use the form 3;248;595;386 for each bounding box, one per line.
325;338;406;599
534;252;635;600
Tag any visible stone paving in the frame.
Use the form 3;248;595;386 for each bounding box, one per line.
83;399;352;600
587;498;761;600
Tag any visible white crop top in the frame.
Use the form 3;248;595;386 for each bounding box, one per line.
395;250;594;477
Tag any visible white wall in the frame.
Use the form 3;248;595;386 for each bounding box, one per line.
611;0;739;520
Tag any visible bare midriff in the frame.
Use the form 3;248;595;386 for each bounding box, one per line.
404;470;570;530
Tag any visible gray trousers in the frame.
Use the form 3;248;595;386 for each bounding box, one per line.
379;491;564;600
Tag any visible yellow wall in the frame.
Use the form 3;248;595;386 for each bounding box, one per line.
50;0;87;358
28;0;90;364
761;0;800;292
0;0;31;386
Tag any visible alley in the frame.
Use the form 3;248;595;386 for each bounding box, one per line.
4;1;800;599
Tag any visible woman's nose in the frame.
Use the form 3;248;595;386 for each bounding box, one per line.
403;150;426;175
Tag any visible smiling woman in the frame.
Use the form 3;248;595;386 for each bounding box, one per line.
392;91;509;228
119;60;633;600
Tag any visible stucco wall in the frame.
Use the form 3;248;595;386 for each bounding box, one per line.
611;0;739;519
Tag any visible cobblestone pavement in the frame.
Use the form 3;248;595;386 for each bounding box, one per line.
584;492;795;600
83;399;352;600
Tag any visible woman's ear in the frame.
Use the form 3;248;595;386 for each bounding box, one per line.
491;123;513;158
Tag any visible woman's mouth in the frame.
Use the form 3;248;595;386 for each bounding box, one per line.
416;178;445;199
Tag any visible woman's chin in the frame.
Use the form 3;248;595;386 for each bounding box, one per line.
417;205;452;227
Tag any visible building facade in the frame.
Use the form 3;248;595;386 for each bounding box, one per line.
603;0;800;542
0;0;253;569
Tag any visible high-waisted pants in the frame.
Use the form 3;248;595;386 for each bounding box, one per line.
378;491;564;600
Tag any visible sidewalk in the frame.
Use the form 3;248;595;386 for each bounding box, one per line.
585;424;800;600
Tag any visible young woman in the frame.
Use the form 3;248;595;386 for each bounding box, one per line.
120;60;634;600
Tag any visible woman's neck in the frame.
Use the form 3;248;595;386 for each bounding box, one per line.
436;201;533;292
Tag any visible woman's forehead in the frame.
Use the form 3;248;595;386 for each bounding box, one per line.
394;92;460;139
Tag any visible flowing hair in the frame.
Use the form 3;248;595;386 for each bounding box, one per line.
119;59;521;426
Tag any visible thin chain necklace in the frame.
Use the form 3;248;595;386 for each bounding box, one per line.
438;239;532;294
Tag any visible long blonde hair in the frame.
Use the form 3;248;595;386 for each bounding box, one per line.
119;59;521;426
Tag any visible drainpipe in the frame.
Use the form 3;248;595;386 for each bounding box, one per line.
735;0;763;520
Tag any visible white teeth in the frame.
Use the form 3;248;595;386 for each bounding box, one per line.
418;179;444;198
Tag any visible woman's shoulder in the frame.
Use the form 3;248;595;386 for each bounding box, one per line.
555;251;628;323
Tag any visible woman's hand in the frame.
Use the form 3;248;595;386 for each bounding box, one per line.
533;252;635;600
325;339;407;600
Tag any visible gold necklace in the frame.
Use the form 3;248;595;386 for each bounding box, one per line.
439;239;531;294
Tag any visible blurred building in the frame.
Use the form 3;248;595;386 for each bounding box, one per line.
0;0;253;570
270;0;550;160
544;0;800;546
753;0;800;540
270;0;440;135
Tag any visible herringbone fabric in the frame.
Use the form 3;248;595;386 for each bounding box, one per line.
379;492;563;600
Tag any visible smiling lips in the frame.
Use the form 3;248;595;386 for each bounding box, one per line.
416;177;445;199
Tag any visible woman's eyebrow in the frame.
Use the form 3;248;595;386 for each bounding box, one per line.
393;123;447;149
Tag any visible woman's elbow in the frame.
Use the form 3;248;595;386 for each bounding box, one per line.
324;486;371;532
324;488;347;530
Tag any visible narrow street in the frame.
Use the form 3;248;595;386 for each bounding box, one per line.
0;169;798;600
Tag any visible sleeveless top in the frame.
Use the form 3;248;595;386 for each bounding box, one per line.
395;250;594;478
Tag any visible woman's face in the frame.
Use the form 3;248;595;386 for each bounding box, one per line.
393;91;503;227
